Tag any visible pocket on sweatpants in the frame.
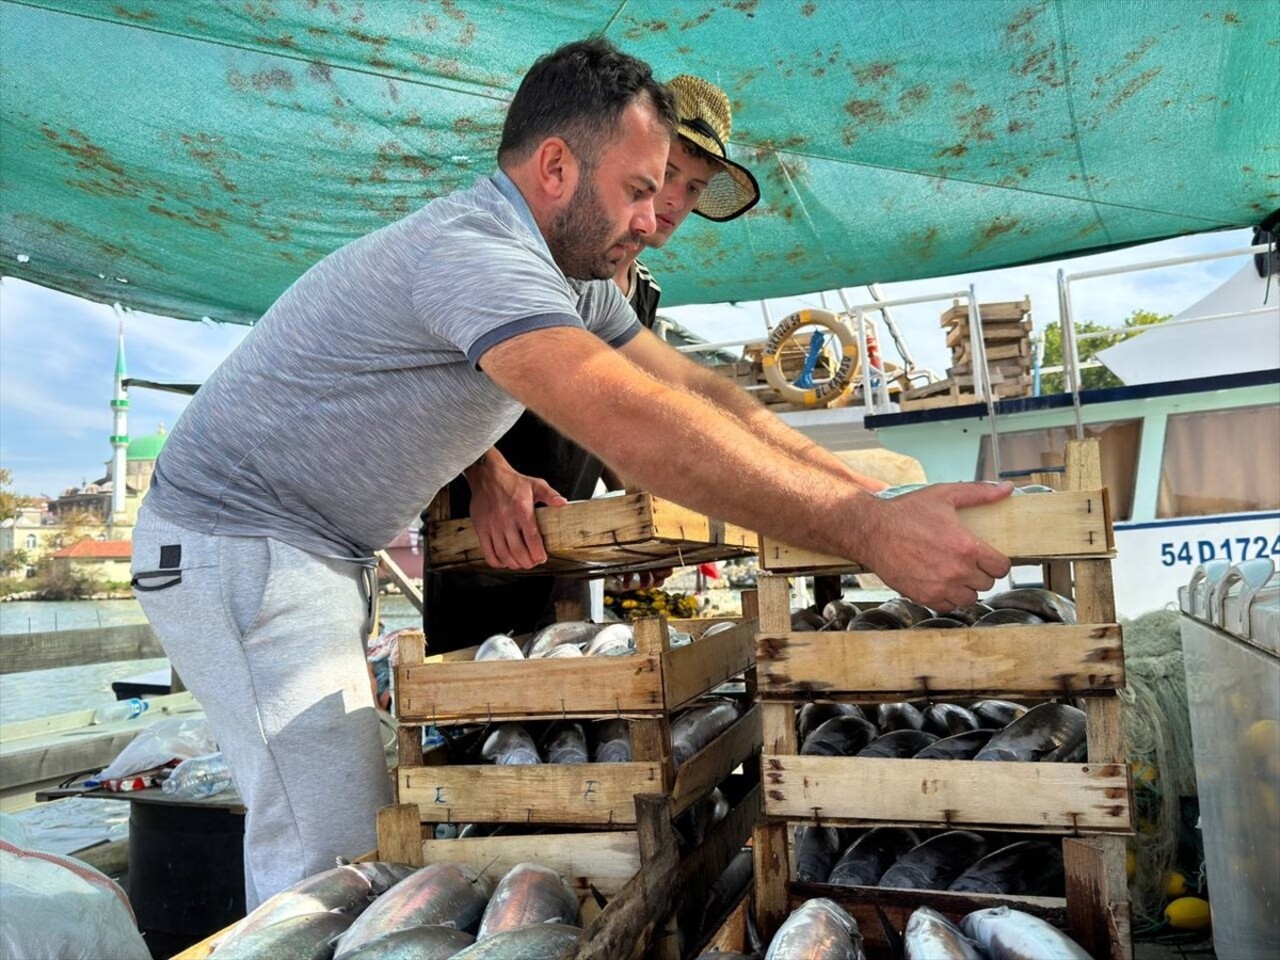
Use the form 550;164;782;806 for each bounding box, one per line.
219;535;274;641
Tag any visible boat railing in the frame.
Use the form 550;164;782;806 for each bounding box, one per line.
1056;242;1273;438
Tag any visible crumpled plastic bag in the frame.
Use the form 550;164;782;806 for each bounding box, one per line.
91;716;217;784
0;838;150;960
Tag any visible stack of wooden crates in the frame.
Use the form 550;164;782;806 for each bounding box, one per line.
901;297;1034;410
750;438;1134;959
382;492;766;959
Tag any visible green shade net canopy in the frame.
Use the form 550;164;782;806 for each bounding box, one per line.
1;0;1276;325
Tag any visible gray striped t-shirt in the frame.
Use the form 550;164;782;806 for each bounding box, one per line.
145;172;642;558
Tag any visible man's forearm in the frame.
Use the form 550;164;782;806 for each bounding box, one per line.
688;368;888;492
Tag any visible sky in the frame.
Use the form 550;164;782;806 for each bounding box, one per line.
0;226;1258;499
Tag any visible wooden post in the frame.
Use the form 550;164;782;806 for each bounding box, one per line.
395;630;426;775
376;803;424;867
757;574;791;634
752;820;790;942
740;588;759;621
1063;438;1133;960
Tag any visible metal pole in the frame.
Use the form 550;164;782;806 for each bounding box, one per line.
760;299;772;334
853;306;877;413
1065;243;1271;282
968;284;1002;480
867;282;919;371
1057;269;1085;439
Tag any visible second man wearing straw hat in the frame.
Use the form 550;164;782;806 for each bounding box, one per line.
423;74;761;649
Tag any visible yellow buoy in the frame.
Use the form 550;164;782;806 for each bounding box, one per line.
1165;897;1211;931
1163;871;1188;897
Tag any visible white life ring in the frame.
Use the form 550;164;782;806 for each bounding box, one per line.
762;308;859;407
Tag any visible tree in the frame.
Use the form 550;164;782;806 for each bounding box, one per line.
0;548;30;577
45;508;101;551
0;468;31;522
1040;309;1170;394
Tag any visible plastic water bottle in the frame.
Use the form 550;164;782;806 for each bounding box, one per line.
91;697;150;724
162;752;235;800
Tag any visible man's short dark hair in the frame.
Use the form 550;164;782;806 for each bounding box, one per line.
498;37;677;170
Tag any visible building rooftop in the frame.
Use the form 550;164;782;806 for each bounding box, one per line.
52;540;132;560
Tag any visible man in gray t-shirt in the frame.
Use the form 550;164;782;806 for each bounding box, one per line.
132;38;1012;906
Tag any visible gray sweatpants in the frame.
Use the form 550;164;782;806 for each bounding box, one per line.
131;503;393;909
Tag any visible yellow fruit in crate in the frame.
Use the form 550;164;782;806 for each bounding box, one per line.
621;599;638;609
1126;849;1137;880
1163;871;1188;897
1164;897;1211;931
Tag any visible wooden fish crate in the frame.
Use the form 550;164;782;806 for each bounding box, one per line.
392;606;762;827
398;617;758;724
424;491;756;578
751;440;1133;959
757;486;1114;574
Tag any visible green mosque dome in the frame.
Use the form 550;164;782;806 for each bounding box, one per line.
126;426;167;461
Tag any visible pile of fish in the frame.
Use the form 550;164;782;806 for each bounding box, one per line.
474;618;739;661
796;698;1087;763
791;588;1077;631
212;860;583;960
793;825;1065;896
469;696;745;772
737;900;1089;960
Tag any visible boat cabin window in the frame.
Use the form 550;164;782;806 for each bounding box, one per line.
976;420;1141;520
1158;405;1280;518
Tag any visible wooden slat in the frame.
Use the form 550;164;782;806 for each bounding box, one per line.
0;623;163;675
756;624;1125;698
756;574;792;634
376;803;424;867
419;830;642;896
425;493;756;575
752;820;791;941
670;705;762;815
701;895;750;956
762;701;797;756
661;620;756;711
761;756;1132;832
397;762;664;825
396;655;664;723
758;489;1113;572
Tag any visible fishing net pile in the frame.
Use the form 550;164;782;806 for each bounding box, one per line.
1119;609;1198;926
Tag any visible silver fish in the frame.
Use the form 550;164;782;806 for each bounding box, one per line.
922;703;982;737
794;825;842;882
801;714;878;757
970;700;1028;729
792;608;828;631
583;623;635;657
524;621;599;658
985;589;1077;625
879;598;935;628
949;840;1064;896
481;724;541;766
976;608;1046;627
961;907;1091;959
450;923;581;959
544;644;583;659
798;702;868;744
546;723;588;765
592;718;631;762
904;907;984;960
913;729;995;761
828;828;919;887
822;600;860;629
668;629;695;648
334;926;475;960
334;865;489;957
476;863;579;940
876;701;926;733
218;862;416;951
214;912;353;960
850;608;904;631
879;831;989;891
671;699;742;771
764;898;864;960
700;621;739;639
913;617;969;629
974;702;1086;763
857;729;938;758
474;635;524;662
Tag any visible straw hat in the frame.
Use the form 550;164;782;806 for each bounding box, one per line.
666;75;760;222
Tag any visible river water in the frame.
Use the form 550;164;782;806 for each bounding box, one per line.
0;595;423;725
